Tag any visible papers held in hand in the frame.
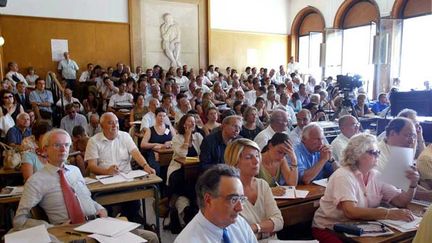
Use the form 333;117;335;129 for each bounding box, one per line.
379;146;414;192
96;170;149;185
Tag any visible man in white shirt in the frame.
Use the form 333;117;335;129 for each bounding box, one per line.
289;109;312;147
330;115;360;162
287;56;300;74
196;76;211;94
85;112;155;223
78;63;94;82
56;88;83;112
175;164;257;243
6;62;27;86
206;65;219;82
276;93;296;125
174;67;190;92
254;109;290;150
57;52;79;90
140;98;171;131
175;96;192;124
108;80;133;112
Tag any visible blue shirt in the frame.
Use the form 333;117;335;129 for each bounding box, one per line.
371;102;388;114
29;90;54;112
6;126;31;145
295;142;333;183
174;210;257;243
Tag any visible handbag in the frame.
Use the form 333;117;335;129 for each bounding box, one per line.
0;141;21;169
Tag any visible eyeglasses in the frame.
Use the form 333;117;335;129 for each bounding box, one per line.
366;150;381;157
3;95;13;99
220;195;248;206
49;143;71;149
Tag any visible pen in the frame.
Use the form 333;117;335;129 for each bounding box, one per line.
274;181;280;187
65;231;82;236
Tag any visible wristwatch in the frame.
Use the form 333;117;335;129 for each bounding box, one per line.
328;158;335;164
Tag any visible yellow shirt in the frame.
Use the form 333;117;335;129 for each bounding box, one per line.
413;205;432;243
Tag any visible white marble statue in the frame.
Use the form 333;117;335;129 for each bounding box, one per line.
161;13;181;67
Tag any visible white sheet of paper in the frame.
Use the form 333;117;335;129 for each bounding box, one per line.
294;190;309;198
84;177;99;185
51;39;68;61
74;218;140;237
5;225;50;243
312;178;328;188
121;170;148;179
379;146;414;191
98;175;131;185
273;186;295;199
89;232;147;243
379;215;422;232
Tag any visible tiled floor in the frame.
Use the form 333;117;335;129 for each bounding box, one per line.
159;218;178;243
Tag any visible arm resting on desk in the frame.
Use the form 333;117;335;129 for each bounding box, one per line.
131;148;155;174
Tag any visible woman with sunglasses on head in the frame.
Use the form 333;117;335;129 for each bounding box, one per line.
225;138;283;242
312;133;419;243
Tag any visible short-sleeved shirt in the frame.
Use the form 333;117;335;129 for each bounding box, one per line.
295;142;333;183
29;90;54;112
312;166;400;229
84;131;137;173
58;59;79;79
6;126;31;145
21;151;45;173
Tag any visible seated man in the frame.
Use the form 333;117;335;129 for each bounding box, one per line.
87;113;101;137
6;112;32;149
175;164;257;242
140;98;171;131
377;117;432;201
85;112;155;222
107;80;133;112
371;92;389;115
254;109;290;150
56;88;83;112
331;115;360;162
289;109;312;147
13;129;158;243
200;115;242;171
60;104;88;136
295;123;338;184
29;78;54;120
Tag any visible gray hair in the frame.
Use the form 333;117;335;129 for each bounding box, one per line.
338;115;356;128
16;112;29;120
301;122;323;139
100;112;116;124
269;109;289;124
397;109;417;119
341;133;377;171
41;128;71;149
195;164;240;209
222;115;243;125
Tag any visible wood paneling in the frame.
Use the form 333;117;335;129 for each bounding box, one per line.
0;15;130;79
404;0;432;17
343;1;379;28
210;29;288;71
299;13;325;36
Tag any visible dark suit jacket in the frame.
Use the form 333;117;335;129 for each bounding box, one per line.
15;93;32;111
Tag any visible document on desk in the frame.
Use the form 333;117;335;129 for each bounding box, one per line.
273;186;309;199
379;215;422;232
89;231;147;243
312;178;328;187
75;217;140;237
96;170;148;185
5;224;50;243
379;146;414;192
0;186;24;197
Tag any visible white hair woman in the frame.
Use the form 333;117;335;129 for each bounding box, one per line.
311;133;419;243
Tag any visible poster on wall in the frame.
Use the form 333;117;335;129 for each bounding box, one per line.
51;39;68;61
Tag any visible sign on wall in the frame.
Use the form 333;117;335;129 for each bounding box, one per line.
51;39;68;61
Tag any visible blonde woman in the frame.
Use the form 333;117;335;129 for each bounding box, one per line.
225;138;283;242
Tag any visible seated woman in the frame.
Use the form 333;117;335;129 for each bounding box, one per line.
166;113;203;232
20;121;52;182
312;133;419;243
140;107;176;176
129;93;146;143
82;90;99;116
202;107;220;136
225;138;284;242
259;133;298;196
0;89;24;137
255;97;269;123
289;92;302;112
353;93;371;117
240;106;262;140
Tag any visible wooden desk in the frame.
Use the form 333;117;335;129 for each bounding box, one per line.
350;203;426;243
174;157;200;183
0;168;21;175
48;224;95;242
87;174;163;237
276;184;325;227
152;147;173;167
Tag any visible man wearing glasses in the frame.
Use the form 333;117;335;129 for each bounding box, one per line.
289;109;312;147
175;164;257;242
254;109;290;150
331;115;360;162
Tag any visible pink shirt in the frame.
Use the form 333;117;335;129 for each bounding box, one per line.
312;166;401;229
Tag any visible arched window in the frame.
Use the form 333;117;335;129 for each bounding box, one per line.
392;0;432;91
291;7;325;80
333;0;379;98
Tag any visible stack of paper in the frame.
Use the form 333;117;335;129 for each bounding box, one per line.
379;215;422;232
0;186;24;197
75;217;146;242
96;170;148;185
5;225;50;243
273;186;309;199
84;177;98;185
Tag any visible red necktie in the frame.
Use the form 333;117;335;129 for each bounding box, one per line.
58;169;85;224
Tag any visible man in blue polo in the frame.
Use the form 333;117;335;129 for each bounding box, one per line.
295;123;338;184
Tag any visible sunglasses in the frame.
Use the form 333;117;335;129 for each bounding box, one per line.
3;95;13;99
366;150;381;157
